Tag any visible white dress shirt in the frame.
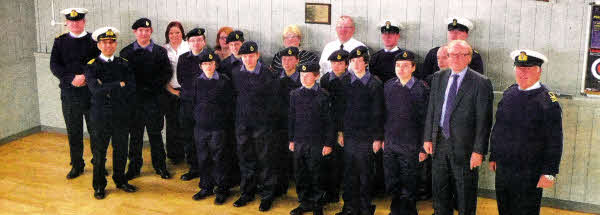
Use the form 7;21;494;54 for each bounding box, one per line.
164;41;190;88
319;37;365;76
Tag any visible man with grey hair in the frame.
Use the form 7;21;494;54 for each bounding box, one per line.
319;16;366;76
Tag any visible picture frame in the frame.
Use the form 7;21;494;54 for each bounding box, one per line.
305;3;331;25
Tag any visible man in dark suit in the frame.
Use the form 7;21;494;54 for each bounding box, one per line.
423;40;493;215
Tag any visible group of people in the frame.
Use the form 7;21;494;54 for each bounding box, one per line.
50;7;563;215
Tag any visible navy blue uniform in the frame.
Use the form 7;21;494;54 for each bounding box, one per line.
119;41;172;175
490;84;563;215
275;71;302;196
318;71;349;202
193;72;234;194
50;32;100;171
383;77;429;215
231;62;281;201
337;71;384;214
288;85;334;207
218;54;242;186
369;48;404;83
418;47;484;84
176;51;208;175
85;56;136;190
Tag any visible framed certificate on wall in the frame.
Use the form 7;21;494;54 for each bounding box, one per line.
305;3;331;25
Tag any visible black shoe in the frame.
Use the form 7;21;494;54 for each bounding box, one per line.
94;188;106;200
156;169;171;179
192;189;214;200
104;169;109;176
180;172;200;181
233;195;254;207
66;167;84;179
125;170;140;180
259;199;273;212
214;191;230;205
169;158;183;165
116;183;138;193
313;207;324;215
290;204;312;215
323;192;340;204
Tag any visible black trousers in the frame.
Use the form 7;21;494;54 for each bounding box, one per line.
90;105;128;190
179;100;198;173
236;125;278;200
495;167;543;215
432;135;479;215
195;128;230;193
60;87;94;169
342;136;375;214
276;129;293;195
128;94;167;172
293;142;325;205
321;141;343;199
383;139;418;215
161;92;185;161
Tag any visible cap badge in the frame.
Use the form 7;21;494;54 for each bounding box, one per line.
250;46;254;52
302;65;307;71
70;10;78;18
145;21;150;26
106;29;114;36
235;34;240;39
385;21;391;29
209;54;213;60
337;54;342;60
357;50;361;56
518;51;528;62
288;49;293;55
452;19;457;26
403;52;408;58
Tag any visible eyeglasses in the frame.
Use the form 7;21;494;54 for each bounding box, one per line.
218;36;227;40
284;35;299;40
447;53;470;58
336;26;354;30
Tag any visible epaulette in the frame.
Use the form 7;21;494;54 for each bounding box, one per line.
87;58;95;64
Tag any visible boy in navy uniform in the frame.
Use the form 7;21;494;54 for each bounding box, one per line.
191;51;235;205
120;18;172;180
288;62;333;215
230;41;281;211
85;27;138;199
336;46;384;215
489;50;563;215
50;8;100;179
275;46;302;197
319;48;350;204
220;30;245;78
383;51;429;215
176;28;208;181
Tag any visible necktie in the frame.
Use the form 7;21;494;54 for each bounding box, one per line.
442;74;459;138
340;44;344;50
107;59;112;63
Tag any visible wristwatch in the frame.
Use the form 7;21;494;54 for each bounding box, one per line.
544;175;555;181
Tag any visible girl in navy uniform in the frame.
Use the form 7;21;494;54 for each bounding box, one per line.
382;51;429;215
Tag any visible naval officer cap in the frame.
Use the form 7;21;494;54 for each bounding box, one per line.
92;27;120;42
61;8;88;21
447;17;473;33
510;49;548;67
380;19;403;34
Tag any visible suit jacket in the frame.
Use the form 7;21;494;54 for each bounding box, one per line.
423;67;493;165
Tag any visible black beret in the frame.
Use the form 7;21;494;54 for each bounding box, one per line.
394;50;416;62
238;41;258;55
198;51;219;63
328;49;350;62
349;46;370;62
226;30;244;43
297;62;320;73
186;28;205;39
132;18;152;30
279;47;299;57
